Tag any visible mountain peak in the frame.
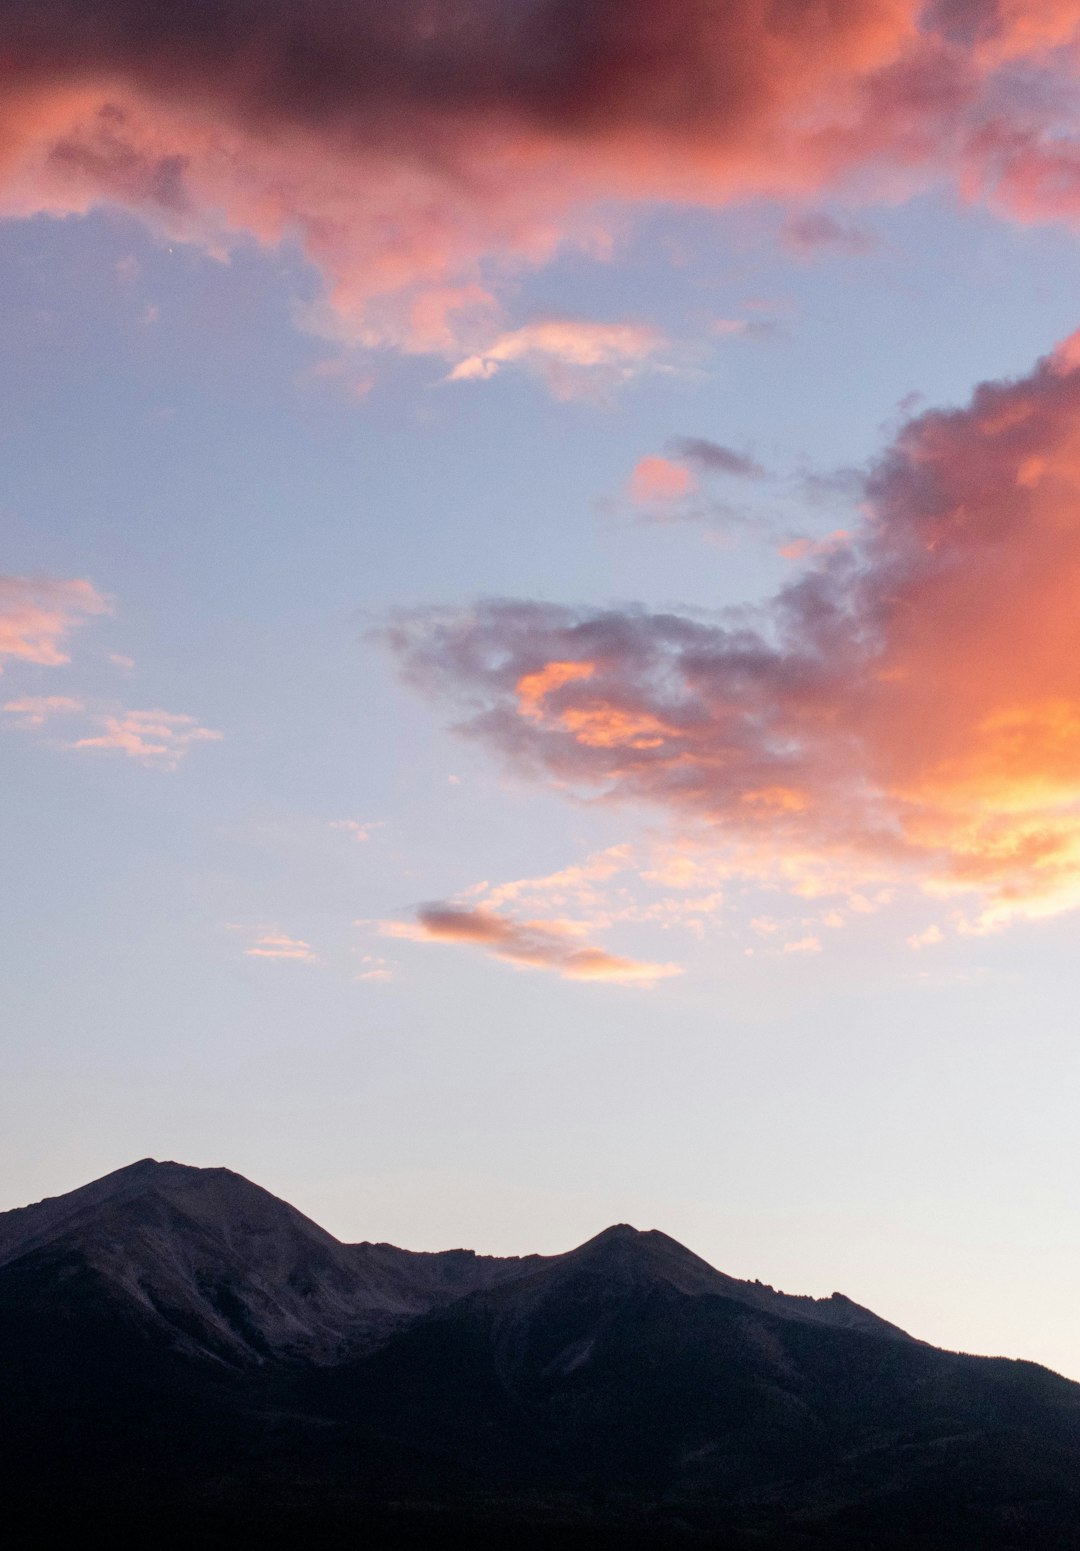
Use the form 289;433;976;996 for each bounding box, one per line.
582;1222;642;1245
0;1156;335;1279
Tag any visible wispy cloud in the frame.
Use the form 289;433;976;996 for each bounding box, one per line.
907;924;944;950
73;710;222;768
244;931;321;964
613;437;770;537
782;211;878;257
448;319;666;399
783;935;823;955
382;906;681;986
5;696;221;769
669;438;766;482
0;576;109;670
2;695;84;728
355;953;393;982
331;819;382;843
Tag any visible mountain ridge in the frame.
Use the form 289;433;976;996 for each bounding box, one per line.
0;1158;906;1355
3;1159;1080;1549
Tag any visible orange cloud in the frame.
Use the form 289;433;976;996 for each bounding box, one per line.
0;576;109;669
515;659;677;751
383;905;681;985
387;329;1080;929
3;3;1080;355
517;661;597;722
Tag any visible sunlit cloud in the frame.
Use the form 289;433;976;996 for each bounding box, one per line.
0;576;109;670
387;329;1080;931
355;953;393;982
382;905;681;986
244;932;320;964
610;438;771;538
483;845;636;913
4;3;1079;360
448;319;666;399
627;457;698;507
72;709;222;768
6;695;220;769
372;839;739;984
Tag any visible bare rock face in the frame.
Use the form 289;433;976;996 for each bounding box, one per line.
3;1160;1080;1549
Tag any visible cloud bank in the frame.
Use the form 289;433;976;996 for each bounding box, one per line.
388;330;1080;928
4;2;1080;352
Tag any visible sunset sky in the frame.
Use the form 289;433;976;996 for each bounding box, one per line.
5;0;1080;1379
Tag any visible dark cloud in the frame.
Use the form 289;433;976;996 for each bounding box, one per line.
1;3;1078;349
669;438;767;481
782;211;878;256
396;903;681;983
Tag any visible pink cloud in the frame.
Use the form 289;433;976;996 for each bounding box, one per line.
612;439;771;539
386;328;1080;930
627;457;697;507
0;576;109;670
3;690;220;770
3;695;84;728
73;708;222;768
2;3;1078;355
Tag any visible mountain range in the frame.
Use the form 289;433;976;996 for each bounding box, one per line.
3;1159;1080;1548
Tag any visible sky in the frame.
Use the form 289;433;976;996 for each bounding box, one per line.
5;0;1080;1379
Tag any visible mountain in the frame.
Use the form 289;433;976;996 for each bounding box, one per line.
3;1161;1080;1550
0;1157;537;1363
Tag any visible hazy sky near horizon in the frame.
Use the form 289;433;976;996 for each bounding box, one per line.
5;0;1080;1379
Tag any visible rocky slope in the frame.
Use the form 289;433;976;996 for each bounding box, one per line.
0;1157;539;1362
3;1160;1080;1549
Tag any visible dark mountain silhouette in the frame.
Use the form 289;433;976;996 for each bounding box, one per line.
3;1160;1080;1550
